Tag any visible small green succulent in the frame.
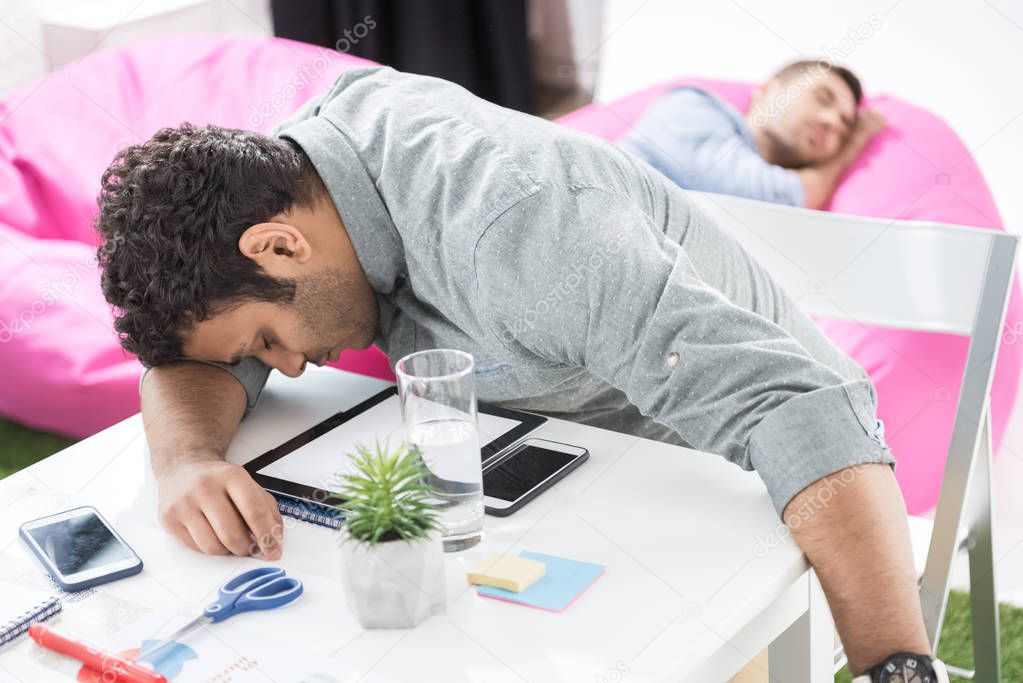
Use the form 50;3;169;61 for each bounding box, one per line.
334;439;441;546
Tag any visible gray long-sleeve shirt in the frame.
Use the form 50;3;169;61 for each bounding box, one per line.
207;66;892;515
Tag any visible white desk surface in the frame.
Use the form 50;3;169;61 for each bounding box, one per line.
0;367;819;682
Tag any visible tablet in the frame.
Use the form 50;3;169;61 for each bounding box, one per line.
243;386;546;505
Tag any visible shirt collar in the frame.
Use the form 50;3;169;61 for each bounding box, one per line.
280;116;405;295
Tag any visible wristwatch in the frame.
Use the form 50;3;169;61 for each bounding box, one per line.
852;652;949;683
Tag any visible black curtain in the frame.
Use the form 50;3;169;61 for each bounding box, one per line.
271;0;535;114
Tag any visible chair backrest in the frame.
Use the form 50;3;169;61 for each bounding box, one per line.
689;191;1018;651
687;192;1015;336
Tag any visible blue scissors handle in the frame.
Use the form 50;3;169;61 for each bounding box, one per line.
203;566;303;623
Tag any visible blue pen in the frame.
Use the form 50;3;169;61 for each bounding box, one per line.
137;567;303;661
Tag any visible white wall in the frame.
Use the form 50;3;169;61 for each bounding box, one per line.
0;0;272;94
596;0;1023;235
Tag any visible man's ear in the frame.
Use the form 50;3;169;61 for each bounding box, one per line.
750;84;765;107
752;78;777;104
238;222;313;268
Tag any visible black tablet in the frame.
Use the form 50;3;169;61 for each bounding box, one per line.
243;386;546;506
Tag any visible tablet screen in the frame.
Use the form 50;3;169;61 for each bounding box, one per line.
256;394;521;491
244;387;546;502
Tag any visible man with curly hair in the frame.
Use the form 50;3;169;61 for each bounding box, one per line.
96;66;946;681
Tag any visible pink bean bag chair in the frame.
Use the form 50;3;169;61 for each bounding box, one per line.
0;34;395;438
556;79;1023;513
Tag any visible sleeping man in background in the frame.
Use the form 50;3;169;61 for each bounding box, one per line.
618;60;886;209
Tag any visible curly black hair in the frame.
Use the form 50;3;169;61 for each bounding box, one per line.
95;123;325;367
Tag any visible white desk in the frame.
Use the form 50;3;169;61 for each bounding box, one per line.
0;367;833;682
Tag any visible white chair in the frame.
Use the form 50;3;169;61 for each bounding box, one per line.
688;191;1017;682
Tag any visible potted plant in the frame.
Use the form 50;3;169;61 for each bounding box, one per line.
334;439;447;629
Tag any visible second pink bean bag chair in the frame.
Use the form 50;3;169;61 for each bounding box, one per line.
556;79;1022;513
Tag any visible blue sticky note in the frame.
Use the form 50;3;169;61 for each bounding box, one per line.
476;551;605;612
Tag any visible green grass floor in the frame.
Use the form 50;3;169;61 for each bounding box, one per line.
0;417;75;479
0;418;1019;679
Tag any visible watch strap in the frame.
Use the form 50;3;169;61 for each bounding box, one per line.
851;653;949;683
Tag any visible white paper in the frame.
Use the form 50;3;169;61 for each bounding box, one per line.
0;589;344;683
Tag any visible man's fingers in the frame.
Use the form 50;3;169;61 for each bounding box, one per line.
166;521;201;554
226;475;284;559
155;461;284;559
202;492;258;556
859;107;886;136
181;511;231;556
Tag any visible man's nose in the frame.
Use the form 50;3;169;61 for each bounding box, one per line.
820;110;842;132
262;347;307;377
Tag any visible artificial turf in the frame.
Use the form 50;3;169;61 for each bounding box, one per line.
0;417;75;479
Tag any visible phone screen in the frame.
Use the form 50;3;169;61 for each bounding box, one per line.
483;445;577;502
26;511;133;576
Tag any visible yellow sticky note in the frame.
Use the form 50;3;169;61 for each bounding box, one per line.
467;553;547;593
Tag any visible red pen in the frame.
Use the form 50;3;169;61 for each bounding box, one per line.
28;623;167;683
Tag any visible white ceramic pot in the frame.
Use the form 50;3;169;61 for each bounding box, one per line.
338;527;447;629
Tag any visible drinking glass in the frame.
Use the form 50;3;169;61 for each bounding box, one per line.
395;349;483;552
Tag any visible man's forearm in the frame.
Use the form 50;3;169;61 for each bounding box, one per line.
141;361;283;559
797;164;841;209
140;361;247;478
796;141;863;209
785;463;930;676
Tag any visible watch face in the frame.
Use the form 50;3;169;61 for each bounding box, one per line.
877;654;936;683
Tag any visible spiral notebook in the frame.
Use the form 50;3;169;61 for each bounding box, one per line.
0;582;61;647
271;492;345;530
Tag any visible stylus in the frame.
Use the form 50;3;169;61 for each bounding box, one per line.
28;623;167;683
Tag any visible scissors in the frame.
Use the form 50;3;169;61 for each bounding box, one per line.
137;567;303;661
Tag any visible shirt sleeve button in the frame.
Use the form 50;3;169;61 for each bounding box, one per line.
667;351;680;367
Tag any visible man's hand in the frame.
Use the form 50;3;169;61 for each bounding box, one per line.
140;360;282;559
842;106;892;162
157;458;284;559
798;106;887;209
847;106;887;154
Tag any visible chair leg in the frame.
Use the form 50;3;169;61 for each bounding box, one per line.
920;427;982;650
920;407;1003;681
768;570;833;683
967;414;1001;682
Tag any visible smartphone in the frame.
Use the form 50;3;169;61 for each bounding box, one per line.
483;438;589;516
19;506;143;591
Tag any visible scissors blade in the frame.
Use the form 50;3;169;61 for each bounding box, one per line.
135;614;212;661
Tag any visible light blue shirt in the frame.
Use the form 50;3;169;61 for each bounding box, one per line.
618;87;805;207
